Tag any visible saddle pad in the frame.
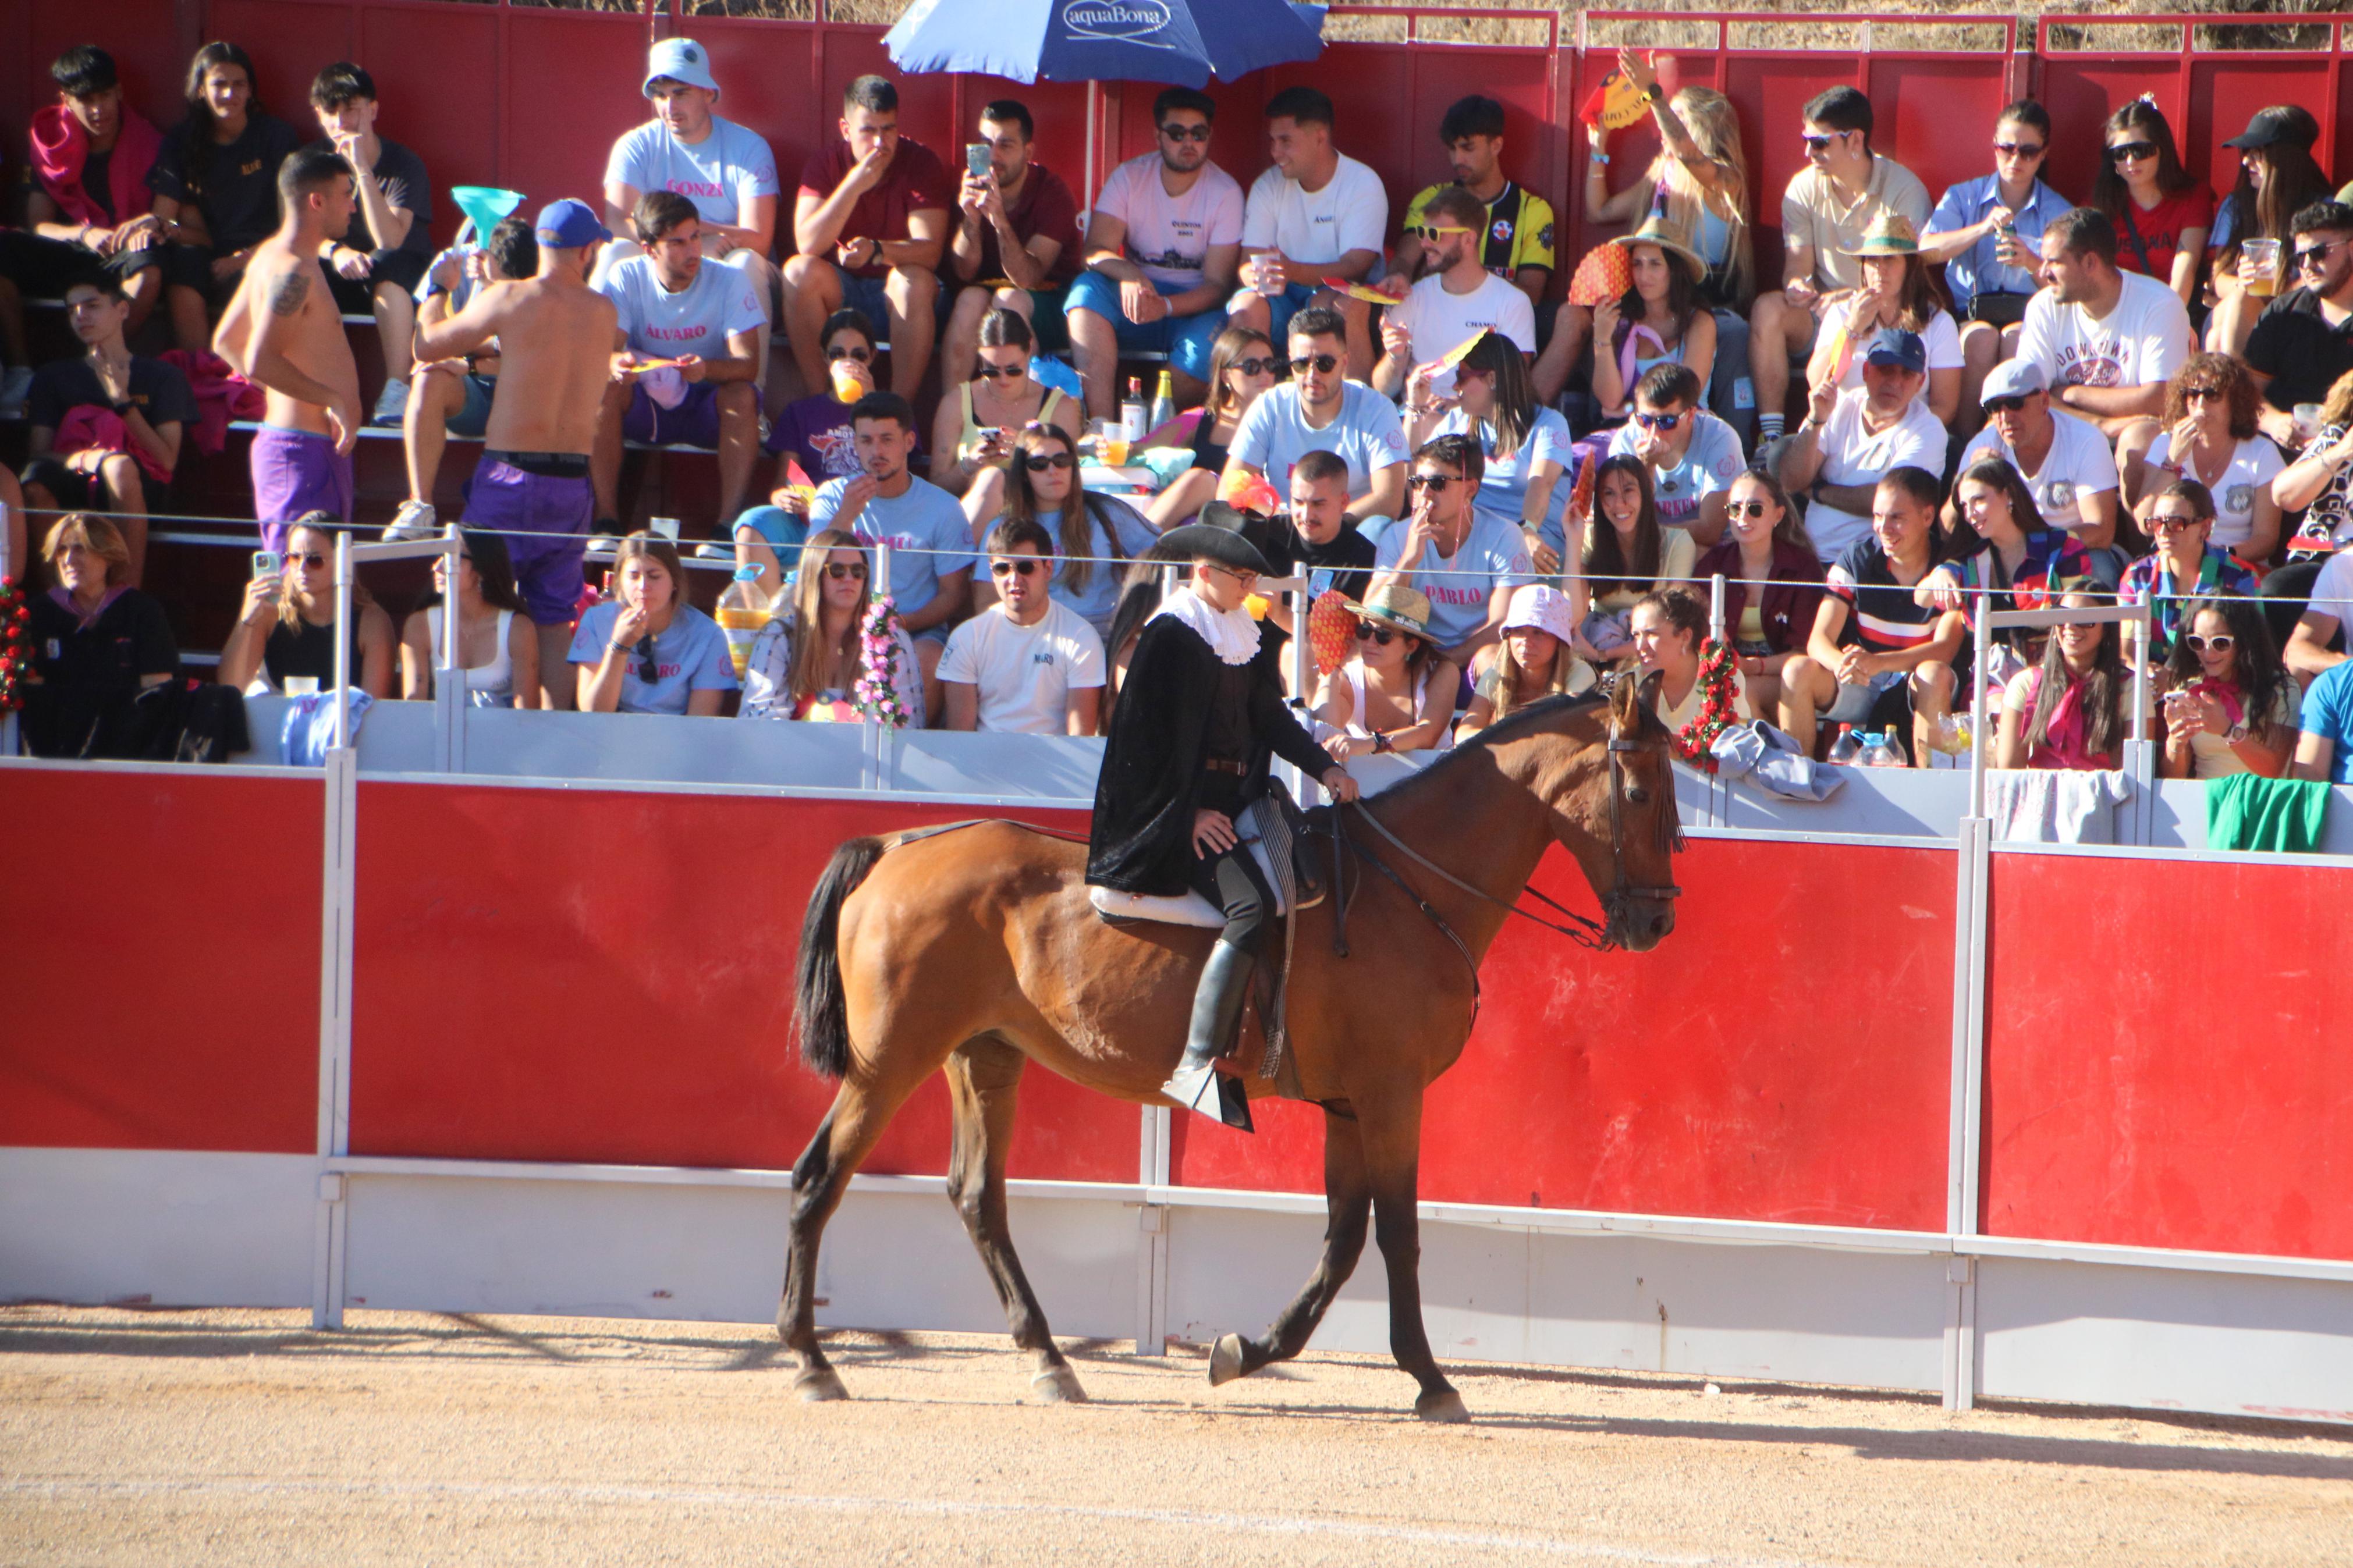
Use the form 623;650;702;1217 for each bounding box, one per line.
1088;816;1324;930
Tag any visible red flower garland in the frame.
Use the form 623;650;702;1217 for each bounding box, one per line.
1671;638;1742;768
0;576;30;716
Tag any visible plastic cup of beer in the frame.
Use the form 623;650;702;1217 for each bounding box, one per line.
830;359;867;404
1253;253;1285;300
2244;238;2282;298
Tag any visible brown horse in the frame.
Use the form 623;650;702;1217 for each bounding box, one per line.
780;674;1683;1421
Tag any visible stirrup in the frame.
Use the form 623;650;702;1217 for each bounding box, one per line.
1162;1058;1254;1133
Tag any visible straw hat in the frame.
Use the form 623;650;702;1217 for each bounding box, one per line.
1839;209;1921;258
1610;214;1707;281
1340;582;1436;643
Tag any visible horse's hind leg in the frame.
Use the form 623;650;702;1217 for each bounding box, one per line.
944;1037;1085;1404
1210;1103;1371;1386
778;1071;924;1400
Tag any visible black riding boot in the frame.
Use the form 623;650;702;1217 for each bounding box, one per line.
1161;938;1257;1132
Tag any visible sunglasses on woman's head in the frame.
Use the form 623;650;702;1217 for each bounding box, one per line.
1290;353;1340;375
1230;356;1282;378
1632;410;1683;431
825;344;873;362
2107;140;2158;164
1726;499;1774;519
1158;122;1211;143
1354;622;1400;646
2182;633;2237;653
823;561;868;581
1023;451;1074;471
991;557;1044;577
975;361;1027;380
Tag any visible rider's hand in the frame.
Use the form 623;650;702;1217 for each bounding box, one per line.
1191;808;1238;856
1321;767;1361;803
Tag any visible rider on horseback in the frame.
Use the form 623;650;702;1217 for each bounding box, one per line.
1085;516;1361;1130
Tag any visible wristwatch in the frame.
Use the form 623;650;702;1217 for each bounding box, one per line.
1373;731;1394;754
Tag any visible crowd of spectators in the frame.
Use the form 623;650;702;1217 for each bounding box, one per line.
8;32;2353;795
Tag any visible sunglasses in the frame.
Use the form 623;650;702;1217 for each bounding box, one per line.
1022;451;1074;471
634;635;659;685
823;561;868;581
1158;122;1211;143
2149;512;2205;531
1726;498;1774;519
1289;353;1340;375
1801;132;1840;151
2297;238;2351;271
2182;633;2237;653
1981;394;2028;414
991;558;1044;577
288;552;328;568
1230;356;1283;378
1993;139;2046;158
1411;224;1475;241
2181;386;2226;403
1633;411;1684;431
1354;622;1401;646
2107;140;2158;164
825;344;873;363
1406;472;1456;492
975;361;1027;380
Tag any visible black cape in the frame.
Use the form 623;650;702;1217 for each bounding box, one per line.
1086;614;1331;896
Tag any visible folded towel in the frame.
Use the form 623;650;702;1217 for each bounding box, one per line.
1985;769;2130;844
1710;720;1844;801
2205;773;2331;854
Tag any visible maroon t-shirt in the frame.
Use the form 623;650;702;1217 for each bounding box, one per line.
969;161;1084;289
2111;185;2214;284
798;137;950;279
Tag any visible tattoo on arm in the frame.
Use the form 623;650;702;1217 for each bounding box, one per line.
268;268;310;318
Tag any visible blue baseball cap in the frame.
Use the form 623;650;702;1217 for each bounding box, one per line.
534;198;612;250
644;37;719;97
1862;327;1927;374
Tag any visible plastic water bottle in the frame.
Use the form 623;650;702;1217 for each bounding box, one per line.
1825;725;1861;766
1122;377;1147;444
1148;369;1176;433
716;565;768;680
1858;730;1907;768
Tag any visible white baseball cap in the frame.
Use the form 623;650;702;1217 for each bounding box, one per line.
644;37;719;97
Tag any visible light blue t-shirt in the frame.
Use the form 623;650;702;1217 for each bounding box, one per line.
1371;510;1532;649
1436;404;1575;553
567;600;738;714
809;474;975;617
1605;409;1746;532
1229;381;1408;500
605;116;780;228
597;254;769;360
2300;660;2353;784
1037;497;1158;640
1925;172;2064;305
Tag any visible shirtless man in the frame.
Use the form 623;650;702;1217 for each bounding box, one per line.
412;198;619;707
214;146;363;552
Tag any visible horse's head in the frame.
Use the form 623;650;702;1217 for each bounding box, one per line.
1528;675;1684;952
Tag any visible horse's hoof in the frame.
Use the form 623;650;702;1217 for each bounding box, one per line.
796;1366;849;1403
1031;1364;1089;1405
1415;1388;1471;1424
1208;1333;1248;1387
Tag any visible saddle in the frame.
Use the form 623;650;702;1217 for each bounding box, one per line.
1086;783;1326;929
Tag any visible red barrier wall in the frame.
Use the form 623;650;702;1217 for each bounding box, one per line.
0;768;321;1155
1172;837;1957;1233
346;783;1137;1181
1982;850;2353;1263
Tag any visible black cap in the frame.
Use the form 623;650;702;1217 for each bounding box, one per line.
1162;518;1273;576
2224;105;2319;151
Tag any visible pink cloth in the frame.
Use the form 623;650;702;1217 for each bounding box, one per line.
54;406;173;486
2008;666;2118;771
158;349;263;457
30;105;161;232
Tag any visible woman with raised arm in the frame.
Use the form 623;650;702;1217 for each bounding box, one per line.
2159;596;2297;780
218;514;396;699
1410;329;1575;575
569;532;735;717
2130;353;2282;562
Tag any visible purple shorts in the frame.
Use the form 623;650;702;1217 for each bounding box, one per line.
251;425;354;552
621;379;755;449
461;453;594;625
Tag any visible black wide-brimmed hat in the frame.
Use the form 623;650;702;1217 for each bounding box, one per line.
1163;515;1274;577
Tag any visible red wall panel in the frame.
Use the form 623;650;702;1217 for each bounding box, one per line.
0;769;321;1155
347;783;1137;1182
1174;838;1958;1233
1982;851;2353;1262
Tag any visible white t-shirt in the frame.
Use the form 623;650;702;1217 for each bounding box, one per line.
2304;549;2353;632
1371;511;1532;648
937;599;1106;734
1960;407;2120;535
1827;306;1964;397
597;254;768;359
2015;270;2194;392
1240;152;1388;265
604;116;779;228
1604;410;1745;532
2139;431;2285;551
1091;153;1245;289
1386;270;1538;361
1804;390;1950;560
1229;380;1409;500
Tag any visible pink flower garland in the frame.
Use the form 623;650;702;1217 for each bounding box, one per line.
853;593;913;728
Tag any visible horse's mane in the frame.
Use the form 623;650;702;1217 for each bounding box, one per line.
1361;691;1613;813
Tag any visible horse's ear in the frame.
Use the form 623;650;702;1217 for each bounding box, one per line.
1607;668;1644;734
1636;669;1665;726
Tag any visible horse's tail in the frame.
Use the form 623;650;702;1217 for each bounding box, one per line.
793;836;887;1079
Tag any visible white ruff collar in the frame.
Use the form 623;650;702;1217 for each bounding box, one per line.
1149;585;1261;666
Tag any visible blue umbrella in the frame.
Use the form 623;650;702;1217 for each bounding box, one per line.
885;0;1326;88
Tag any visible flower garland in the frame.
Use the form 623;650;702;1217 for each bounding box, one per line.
1671;638;1742;767
853;592;914;728
0;576;30;715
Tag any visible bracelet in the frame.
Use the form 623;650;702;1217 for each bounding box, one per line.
1588;152;1610;168
607;640;634;655
1640;84;1663;104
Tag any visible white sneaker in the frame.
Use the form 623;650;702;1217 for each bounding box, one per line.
382;500;438;542
693;539;735;561
585;525;623;561
0;364;31;418
370;378;410;426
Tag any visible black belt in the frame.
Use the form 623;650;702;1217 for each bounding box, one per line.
485;449;591;478
1204;758;1247;776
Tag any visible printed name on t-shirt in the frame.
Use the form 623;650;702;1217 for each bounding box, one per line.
1426;584;1488;606
1031;650;1057;667
643;324;708;342
2052;342;2124;389
668;177;727;199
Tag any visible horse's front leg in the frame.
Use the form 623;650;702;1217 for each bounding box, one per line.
1211;1101;1372;1385
1359;1084;1467;1422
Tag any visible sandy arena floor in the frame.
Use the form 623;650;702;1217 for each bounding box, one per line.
2;1305;2349;1566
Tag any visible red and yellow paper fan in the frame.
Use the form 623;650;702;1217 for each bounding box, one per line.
1306;590;1357;677
1566;241;1632;308
1219;469;1282;516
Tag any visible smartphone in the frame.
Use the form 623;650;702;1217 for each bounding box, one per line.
965;142;991;180
251;550;282;579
